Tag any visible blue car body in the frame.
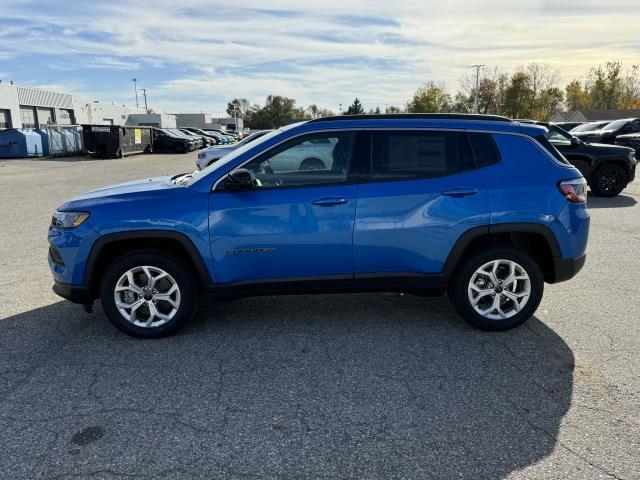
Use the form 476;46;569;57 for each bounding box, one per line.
49;115;589;306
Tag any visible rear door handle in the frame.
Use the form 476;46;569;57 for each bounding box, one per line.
311;196;349;206
441;187;478;197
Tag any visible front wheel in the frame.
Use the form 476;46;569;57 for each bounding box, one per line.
100;251;198;338
590;163;627;197
449;247;543;331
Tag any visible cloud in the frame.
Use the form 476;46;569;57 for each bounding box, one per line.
0;0;639;114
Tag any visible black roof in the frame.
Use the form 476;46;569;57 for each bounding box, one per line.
308;113;513;123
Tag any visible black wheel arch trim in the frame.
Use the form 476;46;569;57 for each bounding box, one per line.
442;222;562;278
84;230;213;295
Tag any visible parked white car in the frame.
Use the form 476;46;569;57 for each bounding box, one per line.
196;130;272;170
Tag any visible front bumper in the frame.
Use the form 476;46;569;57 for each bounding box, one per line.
551;254;586;283
53;280;91;304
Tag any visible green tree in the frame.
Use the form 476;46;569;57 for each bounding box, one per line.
502;72;535;119
226;98;250;118
345;98;365;115
407;81;452;113
385;105;402;113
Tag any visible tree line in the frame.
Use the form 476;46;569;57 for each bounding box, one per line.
227;61;640;129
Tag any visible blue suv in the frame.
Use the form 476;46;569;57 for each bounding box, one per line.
49;114;590;338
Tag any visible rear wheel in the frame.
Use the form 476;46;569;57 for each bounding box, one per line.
100;251;198;338
449;247;543;331
590;163;627;197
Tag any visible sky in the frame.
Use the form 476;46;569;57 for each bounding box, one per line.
0;0;639;116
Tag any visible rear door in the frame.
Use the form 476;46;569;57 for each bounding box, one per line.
353;129;491;279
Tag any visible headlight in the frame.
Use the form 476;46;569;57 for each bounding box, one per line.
198;152;206;159
51;211;90;229
629;151;637;163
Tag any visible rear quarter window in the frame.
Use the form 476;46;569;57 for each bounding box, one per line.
468;132;501;166
534;135;570;165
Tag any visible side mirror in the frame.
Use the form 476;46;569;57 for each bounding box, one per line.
571;136;581;146
224;168;255;191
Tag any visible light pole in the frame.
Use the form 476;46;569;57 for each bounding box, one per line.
141;88;149;113
468;64;485;114
339;103;342;115
132;78;139;108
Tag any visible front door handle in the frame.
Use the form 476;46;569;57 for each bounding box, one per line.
311;196;349;206
441;187;478;197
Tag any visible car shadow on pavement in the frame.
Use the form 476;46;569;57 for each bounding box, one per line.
587;193;637;208
0;294;574;479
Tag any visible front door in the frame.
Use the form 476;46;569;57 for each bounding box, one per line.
354;130;491;277
209;130;361;285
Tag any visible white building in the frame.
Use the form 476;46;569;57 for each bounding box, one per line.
126;113;177;128
174;113;243;132
0;83;145;129
73;100;146;126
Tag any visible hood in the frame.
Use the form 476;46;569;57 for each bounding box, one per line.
203;145;235;155
584;142;635;155
58;176;180;210
616;132;640;140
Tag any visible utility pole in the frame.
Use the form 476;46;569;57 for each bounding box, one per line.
468;64;485;114
339;103;342;115
132;78;139;108
141;88;149;113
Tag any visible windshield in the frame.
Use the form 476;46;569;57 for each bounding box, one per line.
571;122;608;132
602;119;630;131
160;129;180;138
186;128;284;186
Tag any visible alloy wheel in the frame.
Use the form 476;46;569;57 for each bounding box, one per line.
467;259;531;320
114;266;181;328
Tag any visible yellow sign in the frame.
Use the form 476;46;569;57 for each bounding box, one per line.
134;129;142;144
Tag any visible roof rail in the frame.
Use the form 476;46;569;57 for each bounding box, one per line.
308;113;513;123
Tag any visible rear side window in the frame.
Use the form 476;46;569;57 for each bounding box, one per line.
371;131;474;179
468;132;502;166
534;135;570;165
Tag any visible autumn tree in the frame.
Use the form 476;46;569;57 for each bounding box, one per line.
565;80;590;111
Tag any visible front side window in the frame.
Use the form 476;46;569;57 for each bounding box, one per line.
371;131;474;180
242;132;356;189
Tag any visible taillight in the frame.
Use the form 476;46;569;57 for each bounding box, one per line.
558;178;587;203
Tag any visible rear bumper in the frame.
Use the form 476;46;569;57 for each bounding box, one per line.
53;280;91;304
551;254;586;283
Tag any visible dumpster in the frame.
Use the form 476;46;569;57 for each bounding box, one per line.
33;129;50;156
0;129;44;158
39;126;83;156
82;125;153;158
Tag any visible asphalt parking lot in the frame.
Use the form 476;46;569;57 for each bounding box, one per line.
1;153;639;479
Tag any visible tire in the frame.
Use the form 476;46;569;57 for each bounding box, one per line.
449;246;544;331
174;143;185;154
590;163;627;197
299;157;326;171
100;251;198;338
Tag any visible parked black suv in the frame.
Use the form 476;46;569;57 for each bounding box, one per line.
615;133;640;155
152;128;196;153
573;118;640;145
522;121;637;196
